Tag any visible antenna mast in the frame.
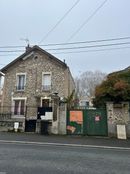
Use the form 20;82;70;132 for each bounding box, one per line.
20;38;30;46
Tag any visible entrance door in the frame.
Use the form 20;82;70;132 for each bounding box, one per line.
25;120;36;132
42;99;49;107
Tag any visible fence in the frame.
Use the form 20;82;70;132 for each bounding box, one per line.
0;106;37;132
0;106;39;119
0;105;54;120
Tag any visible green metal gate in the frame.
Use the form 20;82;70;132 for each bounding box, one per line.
67;108;108;136
83;109;108;136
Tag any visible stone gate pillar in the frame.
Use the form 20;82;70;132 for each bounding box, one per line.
51;93;60;134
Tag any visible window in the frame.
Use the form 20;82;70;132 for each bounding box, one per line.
42;73;51;91
13;99;25;116
0;76;4;95
16;74;26;91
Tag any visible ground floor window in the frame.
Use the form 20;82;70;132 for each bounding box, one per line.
12;99;26;116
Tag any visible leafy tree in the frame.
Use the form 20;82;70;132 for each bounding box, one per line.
93;69;130;107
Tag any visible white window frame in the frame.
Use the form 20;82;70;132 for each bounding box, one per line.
0;75;4;95
42;72;52;91
12;97;27;118
16;73;26;91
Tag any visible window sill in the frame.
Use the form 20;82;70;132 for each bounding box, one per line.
15;90;25;93
42;90;51;92
12;115;25;119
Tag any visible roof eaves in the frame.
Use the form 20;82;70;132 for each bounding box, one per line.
0;71;5;76
1;45;67;72
0;48;33;72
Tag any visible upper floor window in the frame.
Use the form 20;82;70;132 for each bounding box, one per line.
42;72;51;91
0;75;4;95
16;73;26;91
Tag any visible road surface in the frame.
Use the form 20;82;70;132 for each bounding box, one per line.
0;141;130;174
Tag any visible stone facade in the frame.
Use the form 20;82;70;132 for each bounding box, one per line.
0;46;75;133
106;102;130;138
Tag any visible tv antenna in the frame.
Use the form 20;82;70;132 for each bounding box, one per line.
20;38;30;46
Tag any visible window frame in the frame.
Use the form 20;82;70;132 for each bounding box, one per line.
42;72;52;91
40;97;52;107
12;97;27;117
16;73;26;91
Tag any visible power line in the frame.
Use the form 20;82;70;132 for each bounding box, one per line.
39;0;81;44
1;36;130;49
45;41;130;51
1;45;130;57
52;46;130;54
0;50;24;53
0;54;19;56
0;63;6;65
67;0;108;41
39;36;130;47
0;45;25;49
1;41;130;53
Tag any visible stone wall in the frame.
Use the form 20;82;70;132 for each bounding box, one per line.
0;114;25;132
106;102;130;138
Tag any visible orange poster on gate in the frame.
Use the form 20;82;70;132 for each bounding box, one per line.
70;111;83;123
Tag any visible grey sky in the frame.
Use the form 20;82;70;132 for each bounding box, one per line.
0;0;130;77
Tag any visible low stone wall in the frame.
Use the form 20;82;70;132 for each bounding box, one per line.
106;102;130;138
0;120;25;132
0;114;25;132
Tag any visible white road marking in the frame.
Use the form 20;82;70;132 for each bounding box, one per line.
0;139;130;150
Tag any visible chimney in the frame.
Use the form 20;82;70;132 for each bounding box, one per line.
25;44;32;52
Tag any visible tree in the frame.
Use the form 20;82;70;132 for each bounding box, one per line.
93;69;130;107
75;70;106;99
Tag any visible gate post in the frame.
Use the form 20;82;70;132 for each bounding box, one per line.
51;93;60;134
58;102;67;135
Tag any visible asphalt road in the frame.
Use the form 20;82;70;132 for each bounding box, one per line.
0;142;130;174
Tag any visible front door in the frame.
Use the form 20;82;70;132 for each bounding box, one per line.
25;120;36;132
42;99;49;107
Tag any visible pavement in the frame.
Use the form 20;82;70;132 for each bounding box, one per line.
0;132;130;148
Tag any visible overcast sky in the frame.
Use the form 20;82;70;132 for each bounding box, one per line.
0;0;130;77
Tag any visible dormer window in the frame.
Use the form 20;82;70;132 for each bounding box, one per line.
16;73;26;91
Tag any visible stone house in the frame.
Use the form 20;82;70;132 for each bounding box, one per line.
0;45;75;133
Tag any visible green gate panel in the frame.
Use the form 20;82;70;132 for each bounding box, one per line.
67;110;83;135
67;108;108;136
84;109;108;136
